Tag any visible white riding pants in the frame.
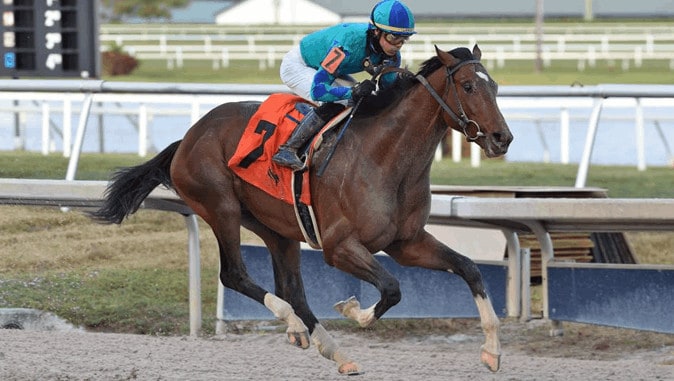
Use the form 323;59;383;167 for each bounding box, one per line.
280;46;356;106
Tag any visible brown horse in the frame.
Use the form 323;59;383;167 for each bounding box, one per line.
91;45;513;375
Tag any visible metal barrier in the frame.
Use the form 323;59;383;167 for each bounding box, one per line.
548;262;674;334
219;246;508;321
2;179;674;334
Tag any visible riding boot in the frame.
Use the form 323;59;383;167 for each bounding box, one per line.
272;108;326;170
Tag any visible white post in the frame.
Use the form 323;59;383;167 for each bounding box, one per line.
41;102;50;155
600;35;609;54
176;47;183;68
470;142;481;167
190;98;201;125
452;129;462;162
138;104;148;157
221;48;230;68
523;221;554;324
204;35;212;54
65;94;94;181
635;98;646;171
520;248;531;322
267;47;275;67
560;108;570;164
502;229;521;318
588;46;596;67
634;46;643;68
159;35;167;55
63;98;72;158
575;98;604;188
185;214;202;336
216;280;226;335
496;46;505;68
645;34;654;54
556;36;565;53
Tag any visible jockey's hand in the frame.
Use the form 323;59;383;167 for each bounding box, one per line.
350;79;376;104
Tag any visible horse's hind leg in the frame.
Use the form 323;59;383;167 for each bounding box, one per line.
385;232;501;372
243;215;361;375
174;178;312;355
323;237;402;328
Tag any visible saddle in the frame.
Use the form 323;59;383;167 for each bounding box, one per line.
227;93;351;248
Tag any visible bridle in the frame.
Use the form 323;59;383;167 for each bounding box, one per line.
415;59;485;141
378;59;486;141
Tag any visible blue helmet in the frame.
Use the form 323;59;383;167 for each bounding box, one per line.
369;0;416;36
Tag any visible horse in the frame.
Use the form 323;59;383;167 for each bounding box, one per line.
91;45;513;375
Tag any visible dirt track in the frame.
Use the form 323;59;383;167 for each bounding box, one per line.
1;320;673;381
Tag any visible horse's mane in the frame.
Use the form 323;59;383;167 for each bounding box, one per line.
357;47;475;117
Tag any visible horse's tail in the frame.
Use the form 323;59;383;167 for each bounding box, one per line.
89;140;182;224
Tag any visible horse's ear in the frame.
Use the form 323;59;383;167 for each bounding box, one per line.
472;44;482;60
435;45;460;67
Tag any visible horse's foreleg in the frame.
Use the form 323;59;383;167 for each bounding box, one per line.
386;233;501;372
311;324;361;375
263;293;310;348
263;296;362;374
475;294;501;372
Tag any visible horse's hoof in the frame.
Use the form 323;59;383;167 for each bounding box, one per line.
480;347;501;372
287;331;310;349
333;296;359;316
338;361;362;375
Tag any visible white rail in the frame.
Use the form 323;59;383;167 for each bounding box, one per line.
0;81;673;186
97;22;674;70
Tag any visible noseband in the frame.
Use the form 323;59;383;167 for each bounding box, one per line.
415;59;485;141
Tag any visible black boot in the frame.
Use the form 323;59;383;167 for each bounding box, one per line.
272;108;326;170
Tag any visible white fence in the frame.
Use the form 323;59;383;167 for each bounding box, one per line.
0;80;673;187
99;24;674;70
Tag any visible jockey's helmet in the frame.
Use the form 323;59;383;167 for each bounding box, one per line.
369;0;416;36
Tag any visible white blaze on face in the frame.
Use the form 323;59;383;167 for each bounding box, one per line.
476;70;491;83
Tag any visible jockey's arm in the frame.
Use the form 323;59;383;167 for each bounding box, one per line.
310;68;352;103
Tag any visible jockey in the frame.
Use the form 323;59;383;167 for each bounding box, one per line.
273;0;416;171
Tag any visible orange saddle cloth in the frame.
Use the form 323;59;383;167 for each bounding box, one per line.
227;93;313;206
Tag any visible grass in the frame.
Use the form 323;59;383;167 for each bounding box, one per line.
430;160;674;198
2;151;672;197
107;57;674;86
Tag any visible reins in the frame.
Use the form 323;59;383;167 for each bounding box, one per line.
381;59;485;141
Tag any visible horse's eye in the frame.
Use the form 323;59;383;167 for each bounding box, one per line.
463;83;473;93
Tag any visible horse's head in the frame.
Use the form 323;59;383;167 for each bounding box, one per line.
431;45;513;157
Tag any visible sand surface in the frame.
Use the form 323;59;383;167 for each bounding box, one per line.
1;321;673;381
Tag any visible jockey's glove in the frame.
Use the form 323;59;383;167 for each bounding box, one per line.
350;79;376;104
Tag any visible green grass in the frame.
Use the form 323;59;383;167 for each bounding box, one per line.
107;57;674;86
0;269;200;334
430;160;674;198
2;151;671;198
0;151;145;180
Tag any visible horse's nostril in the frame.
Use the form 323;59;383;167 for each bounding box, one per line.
492;132;513;145
492;132;503;143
